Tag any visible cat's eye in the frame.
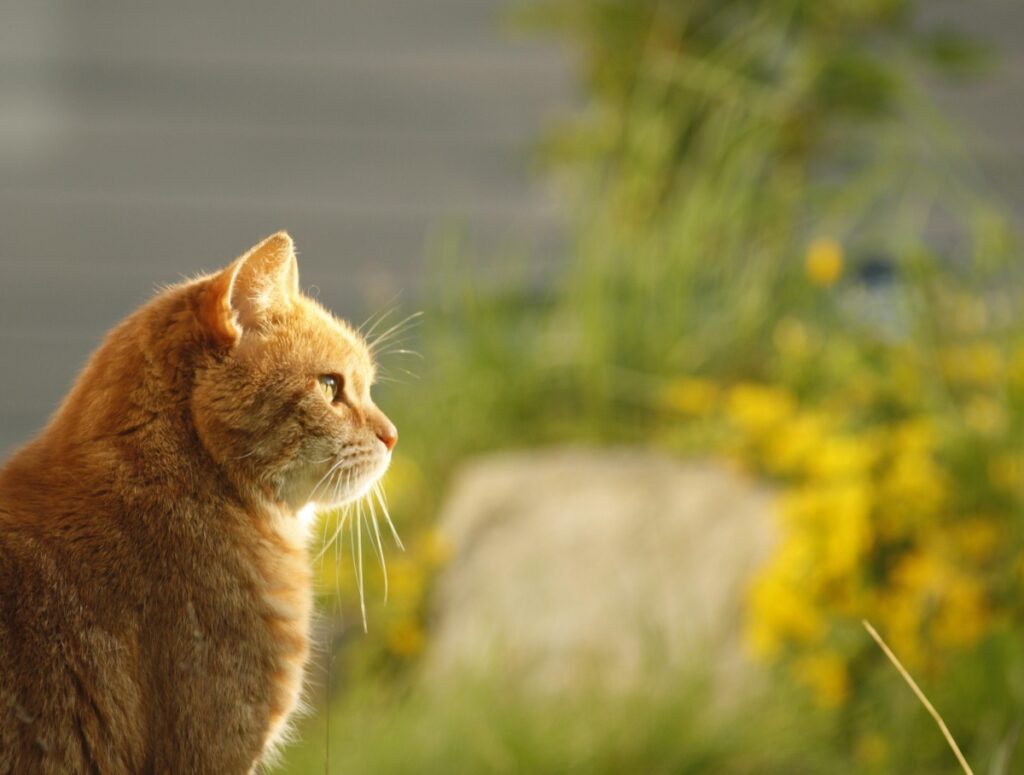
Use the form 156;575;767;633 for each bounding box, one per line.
317;375;341;404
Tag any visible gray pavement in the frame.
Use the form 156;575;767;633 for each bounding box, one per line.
1;0;1022;456
0;0;573;453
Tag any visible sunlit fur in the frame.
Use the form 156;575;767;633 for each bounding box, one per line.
0;232;397;773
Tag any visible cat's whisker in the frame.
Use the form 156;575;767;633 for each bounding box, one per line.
313;470;353;562
370;333;421;354
376;347;424;360
368;308;421;340
393;367;422;381
349;502;368;633
332;506;350;618
365;493;388;604
367;311;422;354
373;364;421;385
309;457;349;503
314;511;341;563
372;481;404;551
357;298;403;339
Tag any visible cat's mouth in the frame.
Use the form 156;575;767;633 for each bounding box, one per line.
306;449;391;509
340;453;392;505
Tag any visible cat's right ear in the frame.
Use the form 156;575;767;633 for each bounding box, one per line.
199;262;242;346
198;231;298;346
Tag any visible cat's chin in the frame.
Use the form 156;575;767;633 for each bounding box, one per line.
307;453;392;512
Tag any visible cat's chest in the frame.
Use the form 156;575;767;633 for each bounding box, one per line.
168;511;314;753
239;514;313;740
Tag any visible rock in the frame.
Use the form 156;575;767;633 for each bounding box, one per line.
424;447;776;695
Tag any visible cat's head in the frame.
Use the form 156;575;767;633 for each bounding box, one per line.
190;232;396;511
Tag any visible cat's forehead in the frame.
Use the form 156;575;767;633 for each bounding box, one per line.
294;296;374;373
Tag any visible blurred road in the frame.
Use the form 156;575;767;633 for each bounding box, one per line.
0;0;1021;455
925;0;1024;225
0;0;573;453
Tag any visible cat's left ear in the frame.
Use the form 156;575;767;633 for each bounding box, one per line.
200;231;300;345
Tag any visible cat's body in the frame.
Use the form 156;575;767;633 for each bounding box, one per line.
0;233;395;774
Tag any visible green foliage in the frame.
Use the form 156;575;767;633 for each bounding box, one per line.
278;0;1024;771
281;669;847;775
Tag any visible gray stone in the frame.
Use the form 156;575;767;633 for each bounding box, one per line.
425;447;777;694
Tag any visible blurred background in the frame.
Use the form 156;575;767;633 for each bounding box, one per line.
2;1;1024;773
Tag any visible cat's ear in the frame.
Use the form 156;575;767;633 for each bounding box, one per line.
199;231;299;346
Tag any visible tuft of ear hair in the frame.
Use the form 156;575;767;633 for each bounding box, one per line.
199;231;300;346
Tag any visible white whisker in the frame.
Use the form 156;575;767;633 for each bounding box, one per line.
309;458;345;503
373;482;404;551
367;311;422;353
365;493;388;603
333;507;349;617
350;503;367;632
358;298;405;339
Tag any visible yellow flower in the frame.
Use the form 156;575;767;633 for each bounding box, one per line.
964;395;1007;437
773;317;811;358
876;593;926;670
763;412;829;475
747;550;823;658
952;294;988;334
940;342;1004;386
805;237;843;288
890;419;937;453
421;529;453;568
387;556;425;601
954;516;1002;564
889;550;990;651
726;383;795;437
1009;344;1024;390
855;731;890;766
989;453;1024;494
387;618;426;657
878;446;946;519
809;435;878;480
661;377;720;416
794;650;849;707
933;578;989;648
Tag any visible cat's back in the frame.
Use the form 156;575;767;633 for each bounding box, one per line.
0;490;148;775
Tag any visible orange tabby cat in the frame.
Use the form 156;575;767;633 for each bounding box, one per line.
0;232;397;774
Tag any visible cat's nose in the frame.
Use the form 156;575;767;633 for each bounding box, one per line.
374;417;398;452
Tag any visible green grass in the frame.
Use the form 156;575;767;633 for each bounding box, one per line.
276;668;844;775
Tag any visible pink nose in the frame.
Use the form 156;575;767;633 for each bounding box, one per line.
376;419;398;452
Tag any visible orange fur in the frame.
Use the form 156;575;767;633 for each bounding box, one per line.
0;233;397;773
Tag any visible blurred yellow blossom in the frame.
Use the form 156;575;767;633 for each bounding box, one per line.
387;555;425;601
748;541;823;658
794;650;849;707
387;618;426;657
878;445;946;521
661;377;720;415
726;383;795;436
855;731;890;767
764;412;830;475
940;342;1004;386
422;528;453;567
933;577;989;648
964;394;1007;436
989;453;1024;494
952;294;989;334
748;576;822;657
804;237;843;287
808;434;878;480
954;516;1002;565
889;550;990;651
773;317;811;357
1009;344;1024;389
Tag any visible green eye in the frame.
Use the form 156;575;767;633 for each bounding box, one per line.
317;375;340;403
